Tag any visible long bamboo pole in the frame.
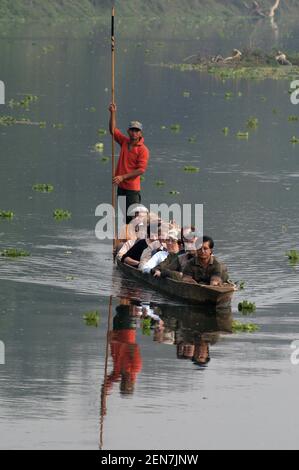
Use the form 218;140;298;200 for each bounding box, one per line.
99;295;114;450
111;6;117;257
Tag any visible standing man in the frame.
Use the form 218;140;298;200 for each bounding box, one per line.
109;103;150;224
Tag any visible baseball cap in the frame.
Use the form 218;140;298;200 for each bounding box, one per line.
127;204;149;216
128;121;143;131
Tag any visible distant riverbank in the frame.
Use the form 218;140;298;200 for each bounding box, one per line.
1;0;298;23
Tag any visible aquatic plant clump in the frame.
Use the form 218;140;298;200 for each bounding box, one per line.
169;190;180;195
290;136;299;144
83;311;100;327
155;180;165;186
0;211;14;219
159;62;299;81
170;124;181;132
0;248;30;258
53;209;72;220
94;142;104;152
141;317;152;336
236;131;249;139
247;117;259;129
32;184;54;193
286;250;299;262
232;321;259;333
184;166;200;173
0;115;17;126
8;95;38;110
238;300;256;312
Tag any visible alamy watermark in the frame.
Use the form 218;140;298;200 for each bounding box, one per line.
290;340;299;366
0;341;5;365
95;197;203;241
0;80;5;105
290;80;299;105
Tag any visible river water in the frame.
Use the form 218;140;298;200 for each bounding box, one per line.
0;17;299;449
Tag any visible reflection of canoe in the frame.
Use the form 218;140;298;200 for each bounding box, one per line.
117;259;235;308
155;303;233;334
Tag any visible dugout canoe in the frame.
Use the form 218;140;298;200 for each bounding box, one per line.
116;259;236;307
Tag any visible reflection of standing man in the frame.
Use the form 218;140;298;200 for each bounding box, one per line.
107;299;142;395
109;103;150;223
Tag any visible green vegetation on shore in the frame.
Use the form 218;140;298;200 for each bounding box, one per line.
159;62;299;81
1;0;298;23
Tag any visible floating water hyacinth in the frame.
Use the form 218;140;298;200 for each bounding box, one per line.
169;190;180;195
39;121;47;128
232;321;259;333
83;311;101;327
288;115;299;122
89;107;96;113
32;184;54;193
101;157;109;163
286;250;299;262
236;131;249;139
42;45;54;54
188;136;197;143
155;180;165;186
160;125;167;130
0;211;14;219
290;136;299;144
184;166;200;173
235;280;245;290
238;301;256;312
170;124;181;132
0;115;45;127
0;115;17;126
183;91;190;98
247;117;259;129
222;127;229;135
225;92;233;99
0;248;30;257
52;123;64;129
98;128;107;135
141;317;152;336
94;142;104;152
53;209;71;220
140;175;145;182
8;95;38;109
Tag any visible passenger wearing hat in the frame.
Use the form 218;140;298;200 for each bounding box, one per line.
109;103;150;224
151;231;182;278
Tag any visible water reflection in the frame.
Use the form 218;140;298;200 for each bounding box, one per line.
100;295;232;449
155;302;232;367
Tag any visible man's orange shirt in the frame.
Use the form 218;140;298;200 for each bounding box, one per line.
114;128;149;191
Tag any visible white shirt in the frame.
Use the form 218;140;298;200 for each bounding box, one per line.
140;250;169;273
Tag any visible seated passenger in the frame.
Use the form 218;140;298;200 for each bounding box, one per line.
116;221;146;262
138;224;170;273
182;236;229;286
122;224;160;267
151;232;181;278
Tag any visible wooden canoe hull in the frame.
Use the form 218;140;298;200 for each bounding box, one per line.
117;259;235;307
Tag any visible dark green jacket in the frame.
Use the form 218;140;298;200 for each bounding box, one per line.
153;253;181;280
183;256;228;284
